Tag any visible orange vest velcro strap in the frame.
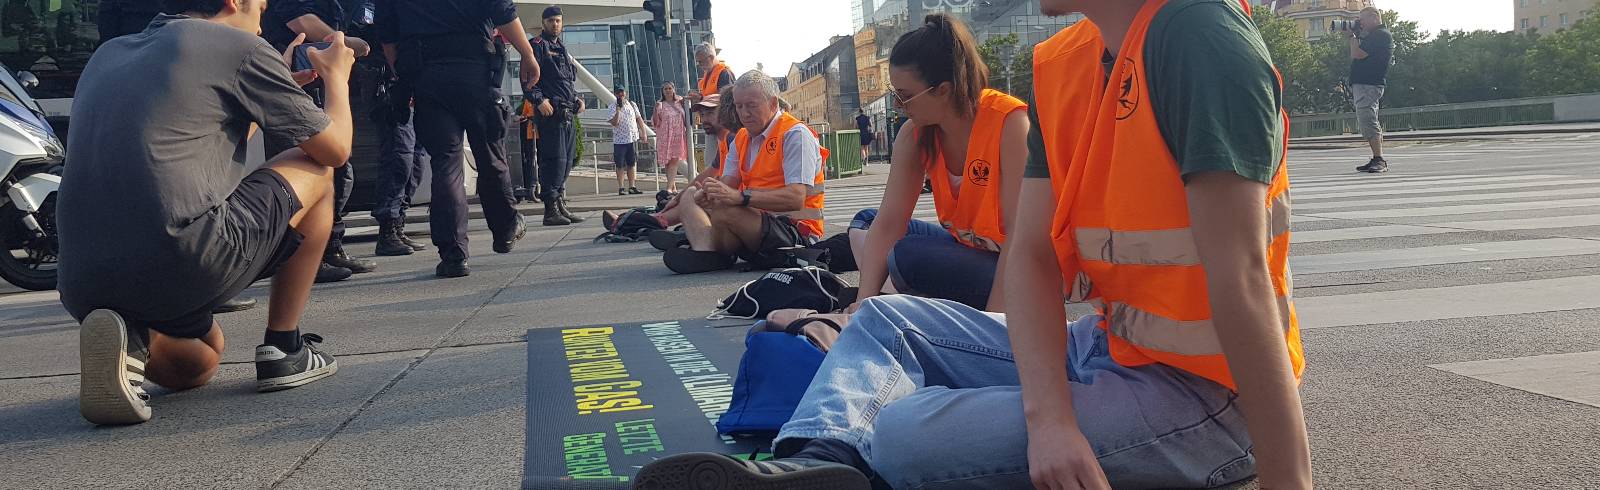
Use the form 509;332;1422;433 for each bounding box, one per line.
1074;227;1201;266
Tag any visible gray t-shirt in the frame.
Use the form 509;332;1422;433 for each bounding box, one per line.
58;15;329;318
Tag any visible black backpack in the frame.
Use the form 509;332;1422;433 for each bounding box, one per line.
594;207;666;243
708;267;850;320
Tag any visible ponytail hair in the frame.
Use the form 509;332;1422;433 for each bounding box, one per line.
889;13;989;166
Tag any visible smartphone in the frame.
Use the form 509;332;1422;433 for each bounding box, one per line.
292;42;333;73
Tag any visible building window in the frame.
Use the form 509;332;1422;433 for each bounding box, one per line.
1519;0;1527;6
1560;13;1569;26
1540;15;1549;28
562;28;610;45
1522;18;1531;29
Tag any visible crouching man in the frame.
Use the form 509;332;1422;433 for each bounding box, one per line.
59;0;357;425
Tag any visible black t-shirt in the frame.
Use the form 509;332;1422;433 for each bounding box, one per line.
263;0;346;51
1349;27;1393;86
1024;0;1284;185
373;0;516;44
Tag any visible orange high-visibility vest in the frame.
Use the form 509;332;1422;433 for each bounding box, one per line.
521;100;536;140
1033;0;1302;391
699;62;730;98
712;133;730;174
733;112;829;238
923;89;1026;252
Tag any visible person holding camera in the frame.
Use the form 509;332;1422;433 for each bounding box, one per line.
1348;7;1392;173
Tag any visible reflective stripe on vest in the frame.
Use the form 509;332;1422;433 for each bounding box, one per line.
733;112;828;237
926;89;1026;252
1033;0;1303;391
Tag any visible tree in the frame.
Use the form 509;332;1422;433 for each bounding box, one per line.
976;33;1033;103
1525;17;1600;96
1252;7;1322;114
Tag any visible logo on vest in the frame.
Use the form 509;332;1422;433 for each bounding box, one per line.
764;138;780;155
968;159;992;186
1115;57;1141;120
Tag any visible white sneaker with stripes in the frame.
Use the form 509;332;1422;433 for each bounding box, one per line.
254;333;337;393
77;309;153;425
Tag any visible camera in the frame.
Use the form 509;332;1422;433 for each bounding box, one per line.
1331;19;1363;33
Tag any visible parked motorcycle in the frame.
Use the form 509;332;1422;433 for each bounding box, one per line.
0;67;63;291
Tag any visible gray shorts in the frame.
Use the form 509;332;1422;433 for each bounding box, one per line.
1352;83;1385;140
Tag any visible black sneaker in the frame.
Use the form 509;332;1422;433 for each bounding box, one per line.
436;259;471;278
78;310;153;425
664;247;736;274
1356;157;1386;172
494;218;527;254
255;333;337;392
629;187;643;195
325;251;377;274
212;296;258;314
633;453;870;490
315;262;353;283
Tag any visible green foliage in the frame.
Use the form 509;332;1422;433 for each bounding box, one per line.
1253;8;1599;115
573;117;585;164
976;33;1034;103
1525;17;1600;96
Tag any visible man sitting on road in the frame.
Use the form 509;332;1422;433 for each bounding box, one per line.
664;71;827;274
58;0;355;425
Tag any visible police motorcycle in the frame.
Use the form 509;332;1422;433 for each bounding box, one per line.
0;66;63;291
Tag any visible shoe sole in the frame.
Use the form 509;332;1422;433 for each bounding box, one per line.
257;359;338;393
212;300;257;314
633;453;870;490
649;230;687;252
78;310;151;425
375;247;415;257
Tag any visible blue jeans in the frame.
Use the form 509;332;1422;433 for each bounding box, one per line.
775;296;1256;489
851;209;1000;310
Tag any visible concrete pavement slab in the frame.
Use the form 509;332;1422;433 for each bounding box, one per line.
278;343;528;489
1295;275;1600;329
1291;238;1600;274
1431;351;1600;409
0;350;422;489
1430;214;1600;231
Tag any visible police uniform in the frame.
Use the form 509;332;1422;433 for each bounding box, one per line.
376;0;523;269
261;0;374;277
527;9;582;215
369;63;431;256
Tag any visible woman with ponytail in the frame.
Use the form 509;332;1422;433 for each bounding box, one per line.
847;13;1030;312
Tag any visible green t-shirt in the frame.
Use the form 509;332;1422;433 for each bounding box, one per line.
1023;0;1284;184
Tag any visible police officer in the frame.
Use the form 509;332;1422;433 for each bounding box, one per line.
263;0;378;282
528;7;586;226
375;0;539;278
370;59;432;256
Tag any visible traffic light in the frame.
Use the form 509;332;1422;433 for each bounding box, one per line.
643;0;671;38
693;0;711;21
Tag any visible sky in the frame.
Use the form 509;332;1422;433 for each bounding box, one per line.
710;0;1513;77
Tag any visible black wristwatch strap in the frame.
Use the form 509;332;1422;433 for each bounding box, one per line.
740;190;752;207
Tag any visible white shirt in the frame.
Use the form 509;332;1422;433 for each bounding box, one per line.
608;100;641;145
721;111;824;190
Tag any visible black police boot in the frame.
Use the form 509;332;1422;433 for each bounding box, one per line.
315;263;353;283
436;259;470;278
543;200;572;226
375;222;414;257
557;197;586;224
396;221;428;251
325;250;377;274
494;218;527;254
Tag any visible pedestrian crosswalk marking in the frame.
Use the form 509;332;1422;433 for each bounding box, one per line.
1291;174;1563;191
1289;238;1600;274
1432;351;1600;410
1296;275;1600;330
1303;197;1600;220
1293;179;1600;200
1295;187;1600;212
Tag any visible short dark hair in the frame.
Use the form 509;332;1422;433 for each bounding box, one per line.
163;0;230;16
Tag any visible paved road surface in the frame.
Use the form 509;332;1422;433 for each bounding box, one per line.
1;133;1598;488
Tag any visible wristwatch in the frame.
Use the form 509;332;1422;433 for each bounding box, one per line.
740;190;753;207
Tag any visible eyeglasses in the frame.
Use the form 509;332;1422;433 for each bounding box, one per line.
892;85;935;106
